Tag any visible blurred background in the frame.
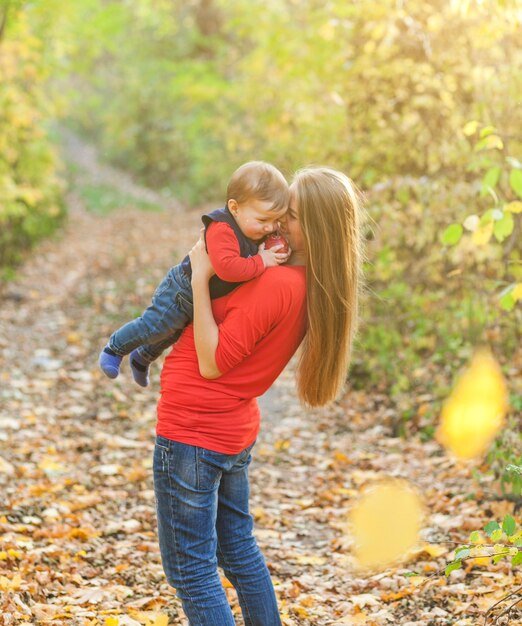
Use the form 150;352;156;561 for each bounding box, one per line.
1;0;521;495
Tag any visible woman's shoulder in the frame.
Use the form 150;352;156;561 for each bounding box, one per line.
259;264;305;283
226;265;305;307
253;265;306;300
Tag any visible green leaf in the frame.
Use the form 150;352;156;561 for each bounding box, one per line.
445;560;462;576
480;167;501;197
475;135;504;151
484;521;500;536
491;528;503;542
480;209;498;225
503;515;517;537
403;571;419;577
493;553;505;565
510;170;522;198
442;223;463;245
512;550;522;566
469;531;481;543
493;212;514;242
500;292;516;311
455;547;470;559
480;125;497;138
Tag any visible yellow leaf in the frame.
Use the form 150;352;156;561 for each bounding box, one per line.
469;544;490;567
409;543;447;558
153;614;169;626
505;201;522;214
66;332;82;345
341;615;372;625
0;574;23;591
349;479;425;570
475;134;504;151
463;120;479;136
7;549;22;559
471;222;493;246
105;618;119;626
293;555;327;565
512;284;522;301
115;564;130;573
436;348;507;459
38;458;65;474
68;527;100;540
333;451;351;463
293;607;310;618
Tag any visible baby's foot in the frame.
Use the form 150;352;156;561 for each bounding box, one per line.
130;349;150;387
99;345;122;379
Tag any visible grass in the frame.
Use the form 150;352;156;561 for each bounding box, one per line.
79;183;162;215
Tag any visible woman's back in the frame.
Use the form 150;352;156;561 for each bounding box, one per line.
157;264;306;454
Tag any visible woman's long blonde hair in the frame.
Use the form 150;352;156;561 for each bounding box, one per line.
293;167;364;407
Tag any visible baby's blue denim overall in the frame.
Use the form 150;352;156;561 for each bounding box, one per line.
108;262;193;362
108;206;259;363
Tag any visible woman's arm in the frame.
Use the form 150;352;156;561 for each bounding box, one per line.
189;233;222;379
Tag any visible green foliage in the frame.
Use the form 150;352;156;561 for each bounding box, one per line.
443;125;522;311
25;0;522;201
445;513;522;574
486;412;522;498
406;510;522;623
0;6;64;270
353;170;518;395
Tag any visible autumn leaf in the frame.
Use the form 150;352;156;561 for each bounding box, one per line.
349;479;425;570
436;348;508;459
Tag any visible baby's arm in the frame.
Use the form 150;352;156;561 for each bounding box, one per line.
206;222;284;282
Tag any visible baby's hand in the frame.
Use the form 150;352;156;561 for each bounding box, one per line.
258;242;291;268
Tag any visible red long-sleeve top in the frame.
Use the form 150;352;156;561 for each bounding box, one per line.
206;221;265;283
156;265;307;454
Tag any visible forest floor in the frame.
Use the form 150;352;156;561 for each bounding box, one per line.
0;134;520;626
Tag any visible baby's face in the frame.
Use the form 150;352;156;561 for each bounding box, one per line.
230;197;287;241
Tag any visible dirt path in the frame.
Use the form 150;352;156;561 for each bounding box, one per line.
0;137;519;626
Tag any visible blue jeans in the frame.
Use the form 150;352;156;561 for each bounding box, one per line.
153;436;282;626
109;263;193;362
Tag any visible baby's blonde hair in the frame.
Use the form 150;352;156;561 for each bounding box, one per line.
227;161;289;213
293;167;365;407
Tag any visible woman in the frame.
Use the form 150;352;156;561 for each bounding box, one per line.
153;167;364;625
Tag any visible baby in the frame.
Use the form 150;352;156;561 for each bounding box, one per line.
99;161;290;386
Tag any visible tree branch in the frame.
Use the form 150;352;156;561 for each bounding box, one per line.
484;583;522;625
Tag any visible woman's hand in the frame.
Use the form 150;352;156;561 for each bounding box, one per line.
189;230;215;283
189;229;221;379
